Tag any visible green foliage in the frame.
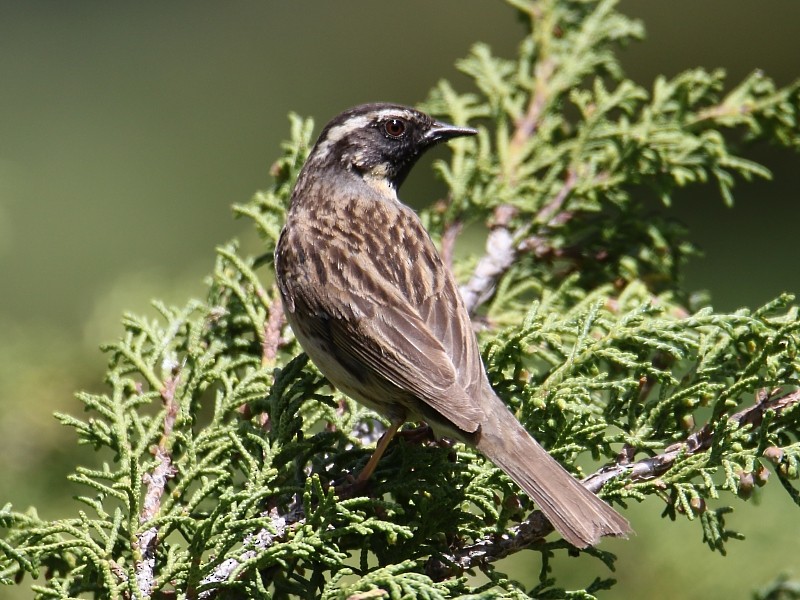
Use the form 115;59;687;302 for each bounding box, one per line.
754;575;800;600
3;0;800;598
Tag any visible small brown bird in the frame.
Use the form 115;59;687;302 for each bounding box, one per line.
274;103;631;547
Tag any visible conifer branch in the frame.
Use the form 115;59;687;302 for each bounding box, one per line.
460;205;518;315
427;387;800;579
197;505;304;599
4;1;800;598
135;371;180;597
585;388;800;493
261;292;286;367
439;217;462;271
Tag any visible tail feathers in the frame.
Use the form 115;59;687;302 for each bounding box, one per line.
475;400;631;548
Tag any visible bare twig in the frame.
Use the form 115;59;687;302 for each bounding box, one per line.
456;46;569;316
440;219;463;271
510;59;555;156
460;168;582;315
262;292;285;367
426;511;554;581
584;387;800;492
197;505;304;599
135;372;180;597
457;52;560;314
537;167;577;226
460;205;518;315
426;388;800;580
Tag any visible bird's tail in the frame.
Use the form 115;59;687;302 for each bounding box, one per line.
475;391;631;548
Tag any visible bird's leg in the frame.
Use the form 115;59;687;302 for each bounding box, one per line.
335;420;402;498
395;423;435;445
355;419;402;484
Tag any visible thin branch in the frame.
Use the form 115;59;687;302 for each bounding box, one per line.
262;292;286;367
460;205;518;315
459;51;561;314
536;167;577;226
460;168;581;315
197;505;304;599
426;511;554;581
426;388;800;580
440;219;463;271
585;387;800;492
510;58;555;154
135;372;180;597
458;43;570;316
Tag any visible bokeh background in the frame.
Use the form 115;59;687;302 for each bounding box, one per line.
1;1;798;597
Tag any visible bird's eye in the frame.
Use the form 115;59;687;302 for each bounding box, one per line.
383;118;407;138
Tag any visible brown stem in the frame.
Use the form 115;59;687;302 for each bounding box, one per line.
537;167;577;225
510;58;555;155
460;168;582;315
459;206;518;315
134;372;180;597
426;388;800;580
585;387;799;492
262;292;286;367
440;219;463;271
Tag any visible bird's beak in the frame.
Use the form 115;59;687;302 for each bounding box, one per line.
426;120;478;143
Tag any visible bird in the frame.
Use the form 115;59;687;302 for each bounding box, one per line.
273;102;631;548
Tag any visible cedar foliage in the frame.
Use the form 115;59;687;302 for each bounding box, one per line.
2;0;800;598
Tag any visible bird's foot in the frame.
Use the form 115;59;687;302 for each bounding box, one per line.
332;473;372;499
396;424;436;445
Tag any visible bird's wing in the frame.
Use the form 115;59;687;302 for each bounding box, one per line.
319;290;485;434
417;275;488;403
289;272;484;434
281;199;486;434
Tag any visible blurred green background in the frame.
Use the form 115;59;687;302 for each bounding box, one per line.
1;1;798;597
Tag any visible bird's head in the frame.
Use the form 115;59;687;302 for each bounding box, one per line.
307;103;477;189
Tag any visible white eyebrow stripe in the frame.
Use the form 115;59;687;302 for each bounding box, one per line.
371;108;417;122
326;116;371;141
313;108;420;159
314;116;370;158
